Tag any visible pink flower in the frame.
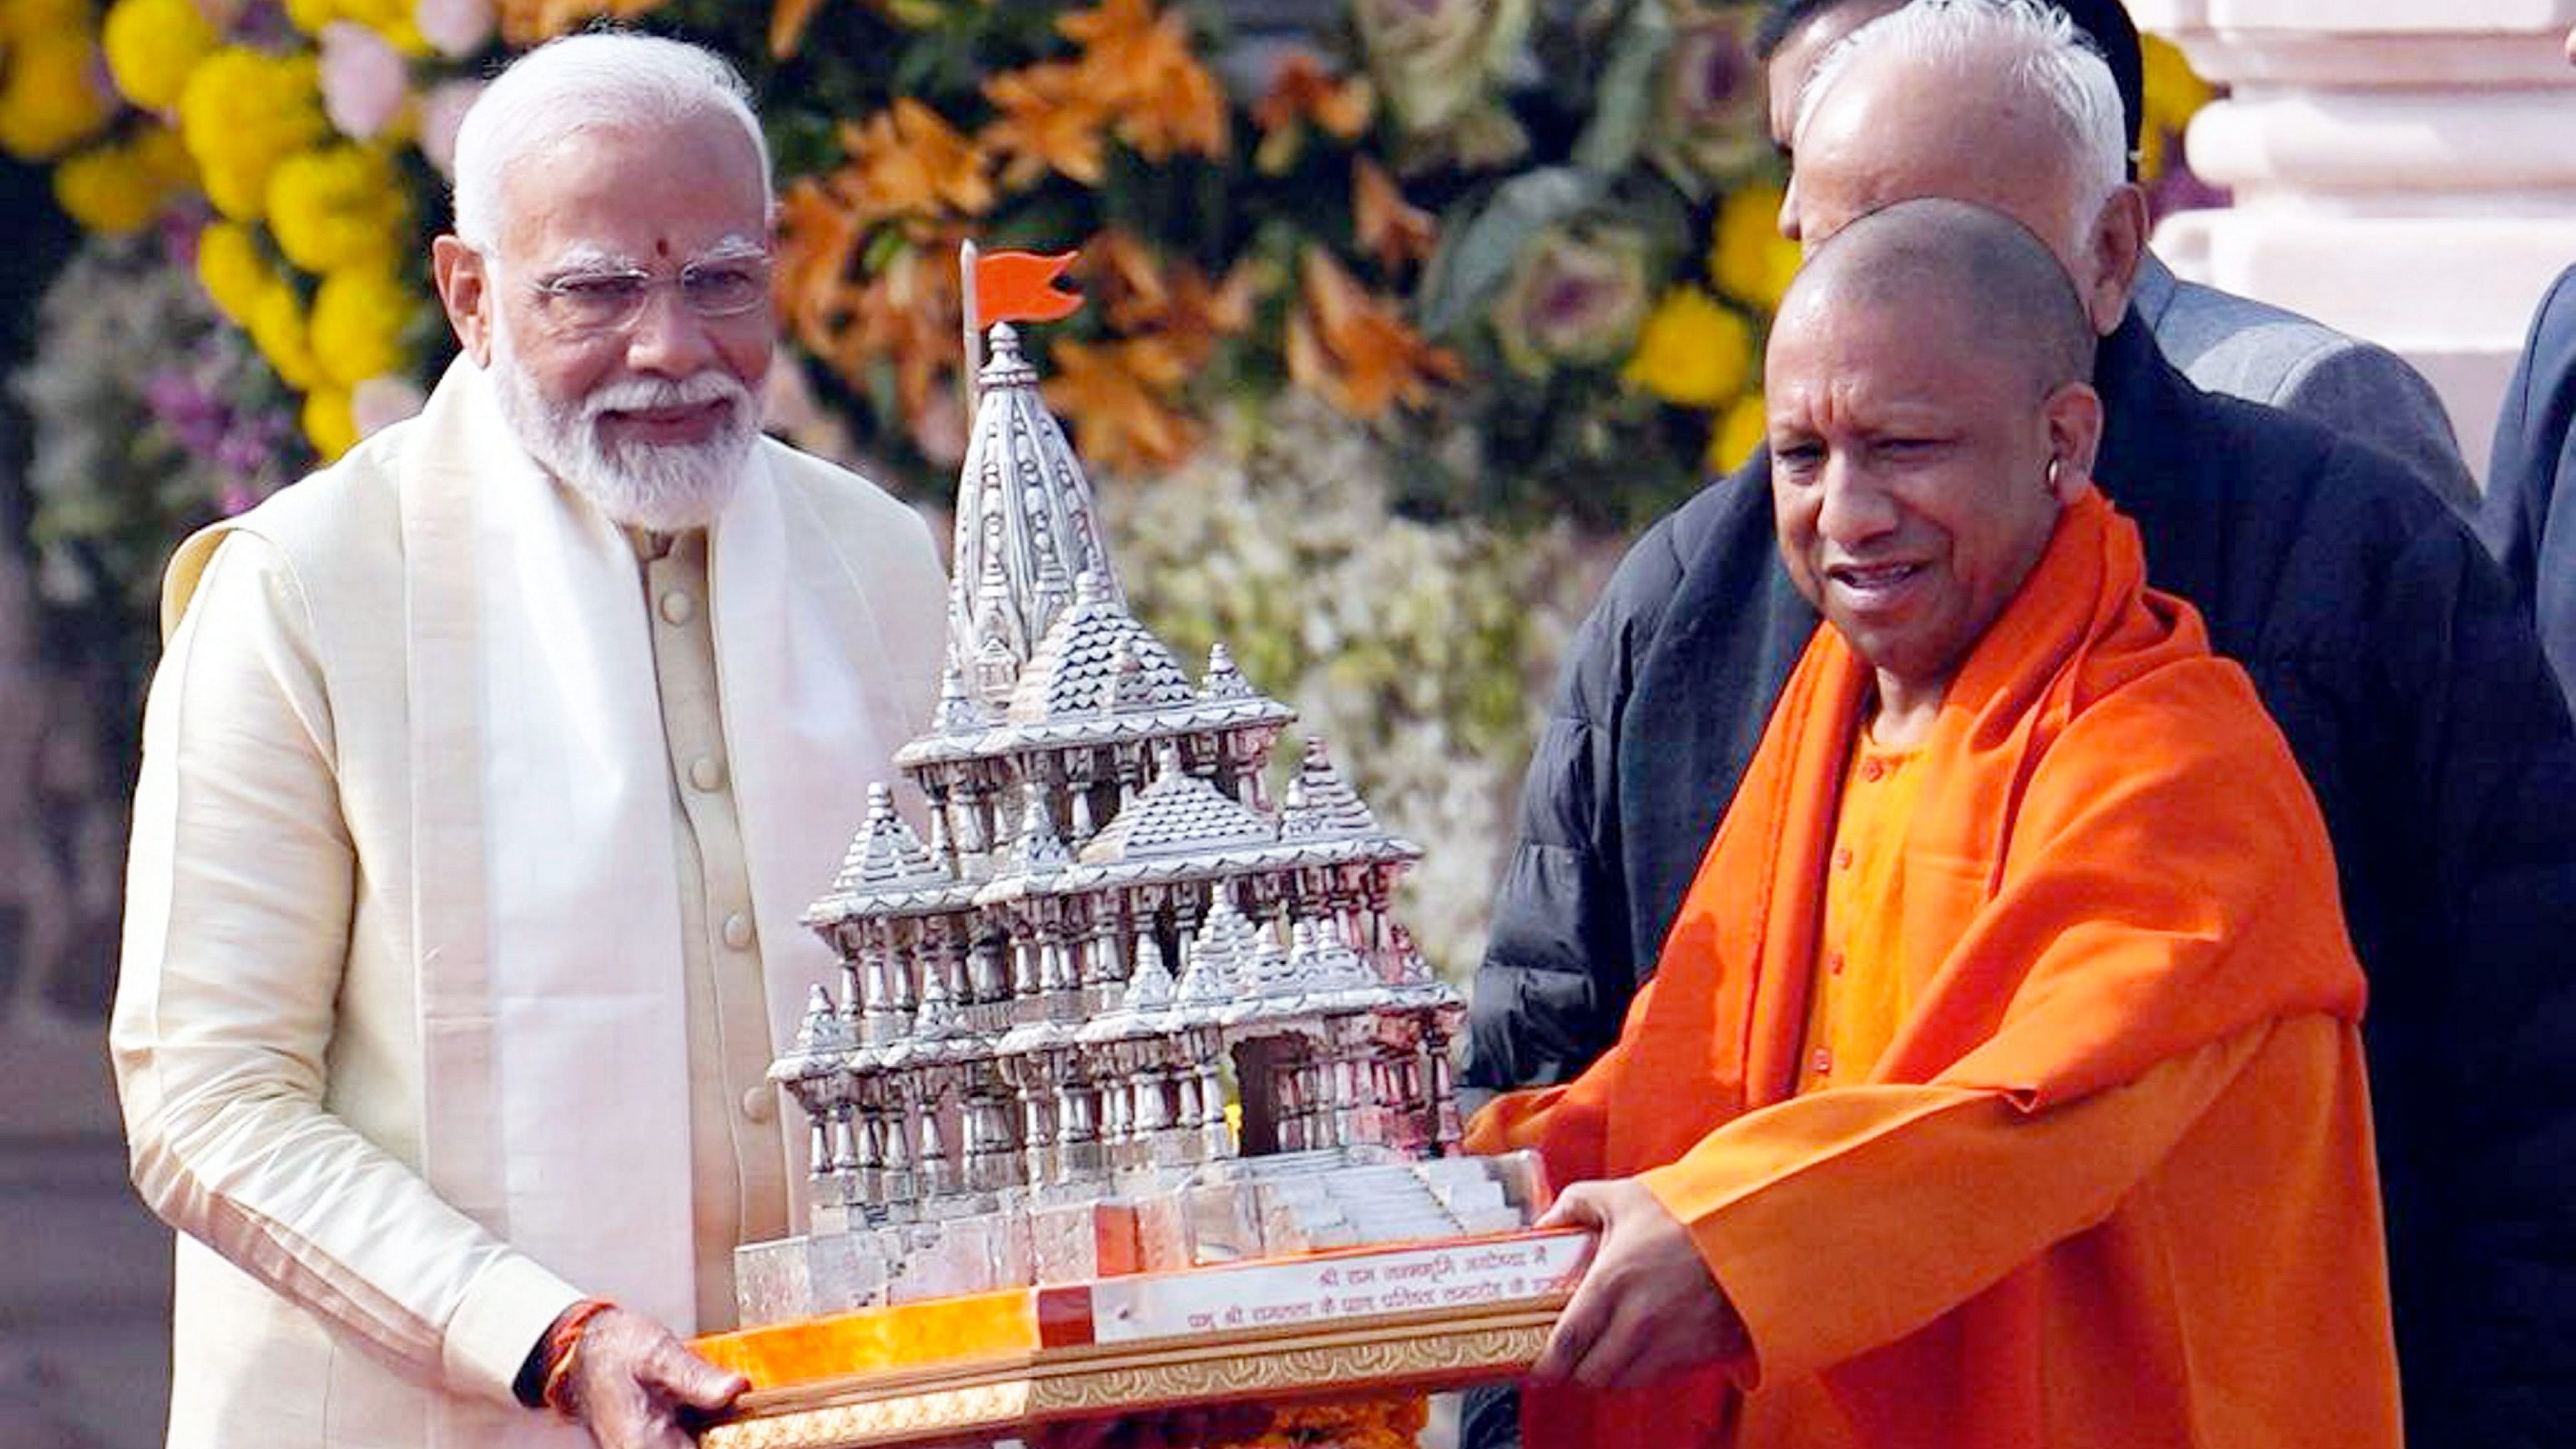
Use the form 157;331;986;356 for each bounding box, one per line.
417;78;483;181
413;0;493;60
319;22;408;141
352;374;428;438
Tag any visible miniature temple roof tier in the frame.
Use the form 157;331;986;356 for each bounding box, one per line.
740;314;1486;1326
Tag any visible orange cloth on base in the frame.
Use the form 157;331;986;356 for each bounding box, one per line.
1469;488;2399;1449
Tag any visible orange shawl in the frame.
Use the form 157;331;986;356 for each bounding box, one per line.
1472;489;2396;1448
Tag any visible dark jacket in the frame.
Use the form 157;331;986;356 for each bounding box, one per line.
1469;309;2576;1449
2482;261;2576;706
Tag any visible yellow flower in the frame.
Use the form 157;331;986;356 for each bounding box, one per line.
328;0;430;53
284;0;338;32
2138;35;2214;182
1708;180;1800;312
179;48;328;219
1623;286;1752;408
0;33;115;160
102;0;221;110
131;118;193;185
267;143;407;274
1708;391;1768;475
309;267;415;388
246;280;321;390
0;0;95;44
197;219;277;324
53;137;169;232
303;386;359;460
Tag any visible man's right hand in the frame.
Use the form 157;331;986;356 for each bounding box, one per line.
560;1306;749;1448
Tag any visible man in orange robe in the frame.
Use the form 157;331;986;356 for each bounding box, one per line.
1468;197;2401;1449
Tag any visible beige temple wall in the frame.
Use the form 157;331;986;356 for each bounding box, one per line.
2134;0;2576;486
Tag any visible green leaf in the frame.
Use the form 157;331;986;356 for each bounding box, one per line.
1572;1;1672;175
1417;167;1607;339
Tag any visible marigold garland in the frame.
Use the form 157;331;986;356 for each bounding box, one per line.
267;144;409;275
179;49;328;221
101;0;221;111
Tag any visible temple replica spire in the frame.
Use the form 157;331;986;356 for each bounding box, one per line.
735;294;1523;1322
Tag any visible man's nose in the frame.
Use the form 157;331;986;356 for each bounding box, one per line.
1816;461;1896;543
624;285;716;377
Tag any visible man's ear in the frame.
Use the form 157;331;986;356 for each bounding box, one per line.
432;235;494;366
2042;381;2105;502
2080;184;2149;336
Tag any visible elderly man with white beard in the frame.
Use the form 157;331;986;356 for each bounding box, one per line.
109;33;947;1449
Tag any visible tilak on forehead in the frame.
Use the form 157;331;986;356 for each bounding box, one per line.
537;234;768;275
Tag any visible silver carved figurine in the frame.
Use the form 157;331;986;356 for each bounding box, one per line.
732;322;1539;1329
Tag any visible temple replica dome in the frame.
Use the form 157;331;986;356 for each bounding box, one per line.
739;324;1505;1322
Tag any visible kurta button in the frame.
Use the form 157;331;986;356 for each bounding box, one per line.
1810;1048;1833;1076
1833;845;1854;870
690;755;725;792
1828;950;1847;975
722;911;754;951
658;589;696;625
1860;757;1886;783
740;1087;776;1125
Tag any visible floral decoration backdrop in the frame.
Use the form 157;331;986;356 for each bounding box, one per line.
0;0;2215;977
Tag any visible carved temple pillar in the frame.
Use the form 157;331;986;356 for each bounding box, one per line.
2133;0;2576;482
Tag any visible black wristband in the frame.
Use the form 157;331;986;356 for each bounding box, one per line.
510;1324;553;1410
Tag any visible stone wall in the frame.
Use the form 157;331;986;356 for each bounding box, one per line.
2136;0;2576;484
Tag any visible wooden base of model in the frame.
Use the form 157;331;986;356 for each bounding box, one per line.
697;1230;1584;1449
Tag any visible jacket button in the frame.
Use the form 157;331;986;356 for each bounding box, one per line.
740;1087;776;1125
721;912;754;951
658;589;696;626
689;755;726;792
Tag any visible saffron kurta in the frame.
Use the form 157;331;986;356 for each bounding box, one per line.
1469;488;2400;1449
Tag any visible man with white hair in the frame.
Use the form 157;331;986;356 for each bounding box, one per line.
1468;3;2576;1445
1759;0;2476;511
111;33;946;1449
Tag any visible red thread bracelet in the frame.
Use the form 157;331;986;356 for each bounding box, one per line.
538;1298;616;1417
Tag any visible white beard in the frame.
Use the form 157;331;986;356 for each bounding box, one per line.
488;321;757;533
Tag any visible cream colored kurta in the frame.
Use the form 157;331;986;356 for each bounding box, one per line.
111;358;947;1449
634;528;797;1330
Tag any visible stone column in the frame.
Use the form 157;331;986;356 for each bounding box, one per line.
2132;0;2576;482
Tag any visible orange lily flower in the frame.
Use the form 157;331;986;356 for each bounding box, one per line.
1352;157;1437;271
774;177;867;360
982;62;1113;189
837;98;996;220
846;240;966;426
1287;248;1461;420
768;0;824;56
1253;53;1375;172
1057;0;1167;85
1081;229;1255;370
1061;0;1230;162
1043;335;1198;474
497;0;669;46
1255;53;1374;140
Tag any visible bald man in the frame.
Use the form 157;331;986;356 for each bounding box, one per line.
1758;0;2476;511
1467;3;2576;1445
1475;197;2399;1449
2481;25;2576;708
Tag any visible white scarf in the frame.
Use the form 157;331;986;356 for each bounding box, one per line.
400;360;904;1443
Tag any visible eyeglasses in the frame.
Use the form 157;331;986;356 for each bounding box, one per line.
521;256;774;334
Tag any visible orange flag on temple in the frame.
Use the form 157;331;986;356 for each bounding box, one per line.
975;250;1084;324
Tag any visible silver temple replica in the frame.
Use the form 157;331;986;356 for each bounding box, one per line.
733;322;1540;1328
